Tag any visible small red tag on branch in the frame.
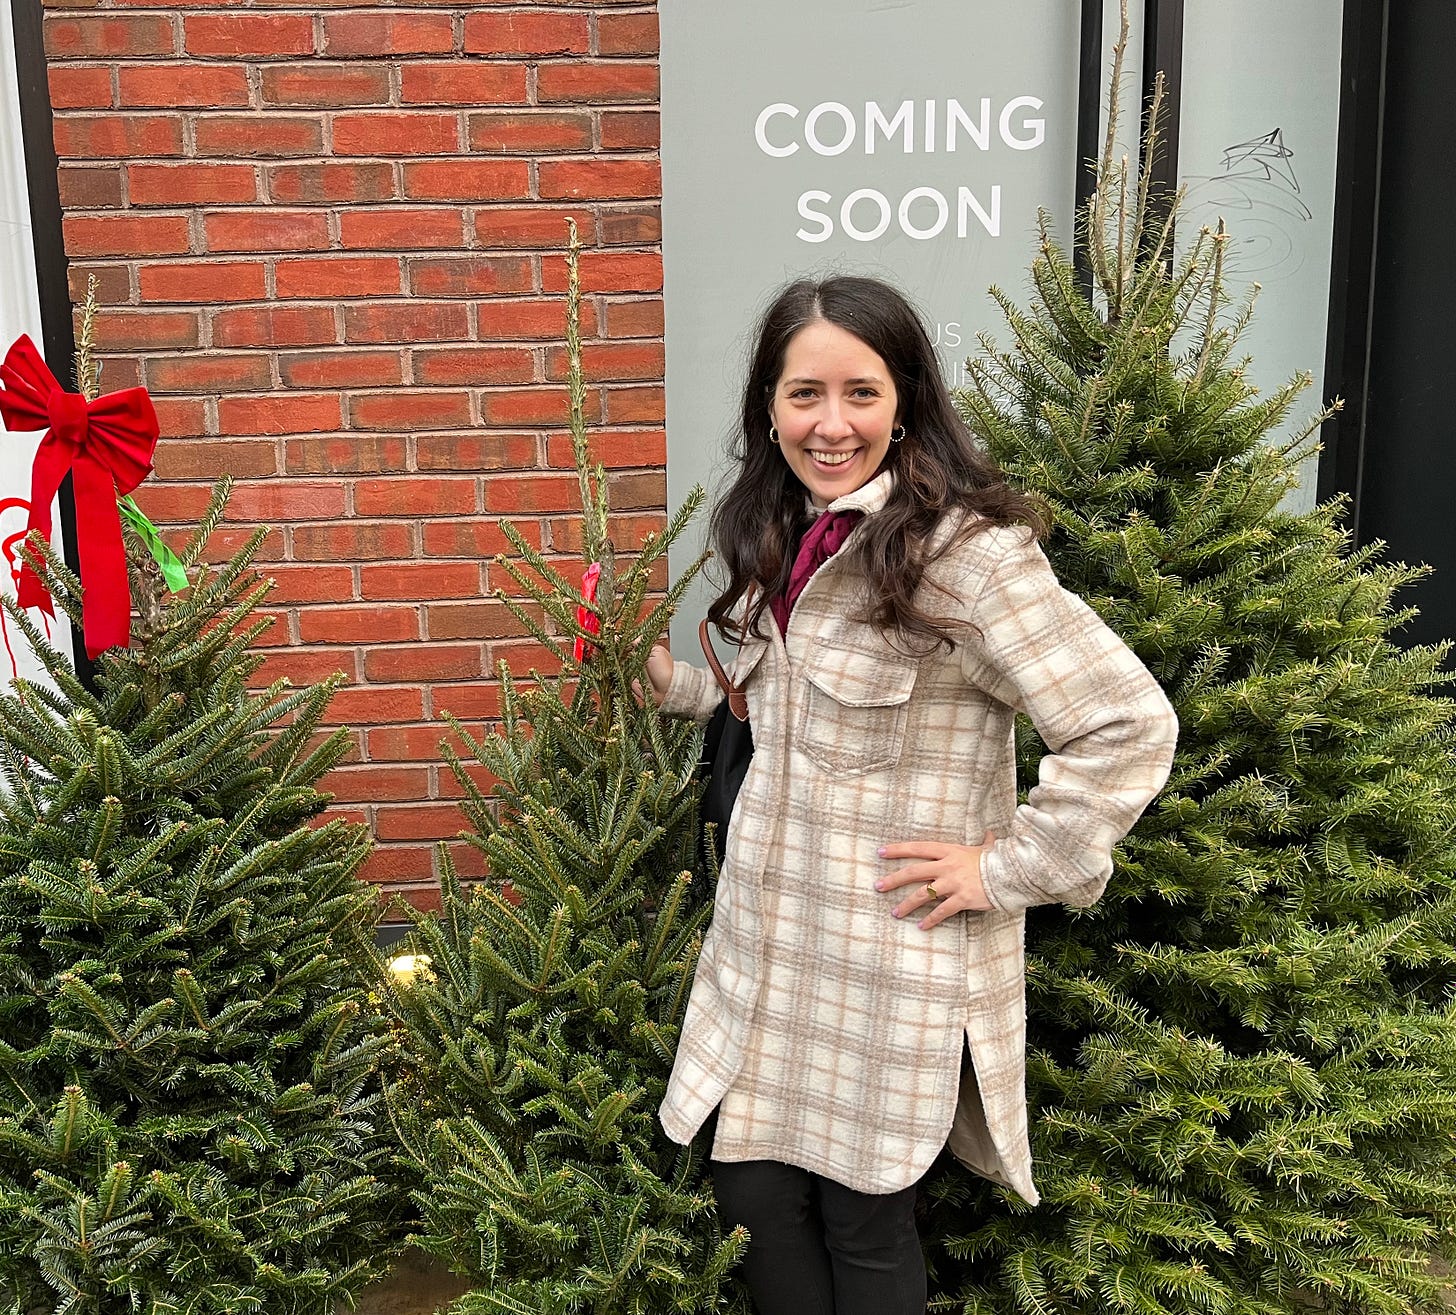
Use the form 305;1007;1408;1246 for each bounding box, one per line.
573;561;602;663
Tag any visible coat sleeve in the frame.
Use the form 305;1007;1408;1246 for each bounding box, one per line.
959;527;1179;915
660;658;723;724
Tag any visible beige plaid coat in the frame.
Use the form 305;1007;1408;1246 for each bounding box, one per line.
658;472;1179;1201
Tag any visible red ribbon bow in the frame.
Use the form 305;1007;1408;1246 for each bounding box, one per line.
574;561;602;663
0;335;159;658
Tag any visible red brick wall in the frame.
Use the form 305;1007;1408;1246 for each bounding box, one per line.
43;2;666;911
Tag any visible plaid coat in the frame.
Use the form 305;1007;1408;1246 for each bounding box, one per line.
658;472;1179;1200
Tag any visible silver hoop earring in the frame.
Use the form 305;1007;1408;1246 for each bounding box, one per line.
768;426;781;445
891;425;906;444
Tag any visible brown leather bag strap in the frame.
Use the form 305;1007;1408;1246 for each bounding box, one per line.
699;617;733;696
698;587;756;722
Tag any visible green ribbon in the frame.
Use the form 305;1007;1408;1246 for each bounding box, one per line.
118;496;189;593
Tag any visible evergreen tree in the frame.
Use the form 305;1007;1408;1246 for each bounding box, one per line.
384;224;748;1314
926;20;1456;1315
0;481;400;1314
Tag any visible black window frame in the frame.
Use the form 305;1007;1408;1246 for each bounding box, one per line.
1076;0;1383;538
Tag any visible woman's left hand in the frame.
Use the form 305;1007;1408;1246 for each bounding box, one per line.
875;829;997;930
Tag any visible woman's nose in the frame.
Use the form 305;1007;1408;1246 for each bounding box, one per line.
815;402;854;439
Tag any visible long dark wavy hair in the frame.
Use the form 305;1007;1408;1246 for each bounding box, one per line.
707;275;1049;653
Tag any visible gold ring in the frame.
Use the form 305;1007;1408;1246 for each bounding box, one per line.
925;882;939;900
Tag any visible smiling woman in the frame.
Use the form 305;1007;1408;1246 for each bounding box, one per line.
640;272;1179;1315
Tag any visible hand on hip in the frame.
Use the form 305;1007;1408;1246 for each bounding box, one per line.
875;829;996;929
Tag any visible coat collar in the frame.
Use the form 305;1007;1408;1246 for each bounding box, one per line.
806;468;895;520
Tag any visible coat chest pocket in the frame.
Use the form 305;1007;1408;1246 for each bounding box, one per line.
796;650;917;775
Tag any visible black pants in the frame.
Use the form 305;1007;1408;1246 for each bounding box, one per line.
712;1158;927;1315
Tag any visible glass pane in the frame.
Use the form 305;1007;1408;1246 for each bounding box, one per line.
659;0;1083;650
1179;0;1345;511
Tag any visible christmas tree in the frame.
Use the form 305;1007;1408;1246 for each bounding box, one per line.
0;477;401;1312
925;14;1456;1315
383;223;748;1314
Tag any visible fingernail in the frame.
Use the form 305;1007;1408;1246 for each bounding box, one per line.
892;909;902;919
874;881;884;891
877;846;886;857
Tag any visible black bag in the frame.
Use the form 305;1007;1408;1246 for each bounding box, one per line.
697;615;754;873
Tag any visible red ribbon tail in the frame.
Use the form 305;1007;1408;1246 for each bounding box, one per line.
73;456;131;659
17;434;73;619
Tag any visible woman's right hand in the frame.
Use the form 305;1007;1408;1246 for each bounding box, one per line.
642;643;674;707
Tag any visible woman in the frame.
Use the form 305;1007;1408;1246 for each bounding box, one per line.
643;276;1179;1314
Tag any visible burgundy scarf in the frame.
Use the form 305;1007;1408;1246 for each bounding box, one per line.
770;509;863;637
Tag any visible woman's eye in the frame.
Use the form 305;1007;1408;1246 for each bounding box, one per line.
789;388;816;400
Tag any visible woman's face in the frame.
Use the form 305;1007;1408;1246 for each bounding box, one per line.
769;320;899;509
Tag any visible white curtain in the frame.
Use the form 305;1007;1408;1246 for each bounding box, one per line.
0;4;75;682
0;5;41;352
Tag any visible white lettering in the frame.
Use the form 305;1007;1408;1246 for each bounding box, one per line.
756;96;1048;158
958;185;1001;237
898;187;949;240
865;100;913;155
793;187;1006;243
804;101;856;156
796;190;834;243
1000;97;1045;150
755;102;799;157
841;188;892;241
935;351;969;388
947;98;991;151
